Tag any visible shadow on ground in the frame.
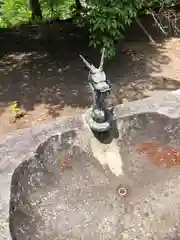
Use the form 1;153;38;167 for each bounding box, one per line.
0;16;180;135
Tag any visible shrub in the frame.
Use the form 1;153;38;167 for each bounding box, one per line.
0;0;31;28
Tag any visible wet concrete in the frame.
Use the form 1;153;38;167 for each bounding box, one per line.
8;111;180;240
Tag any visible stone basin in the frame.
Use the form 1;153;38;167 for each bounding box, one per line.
2;92;180;240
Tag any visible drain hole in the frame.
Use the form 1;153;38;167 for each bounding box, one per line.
117;186;128;196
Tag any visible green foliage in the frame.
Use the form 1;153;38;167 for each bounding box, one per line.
77;0;180;58
0;0;31;28
0;0;74;28
145;0;179;9
41;0;75;20
0;0;179;58
77;0;144;58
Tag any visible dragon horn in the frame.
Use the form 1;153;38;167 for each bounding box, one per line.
79;55;97;73
99;47;105;71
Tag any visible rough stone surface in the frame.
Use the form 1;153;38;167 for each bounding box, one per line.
2;91;180;239
0;115;84;240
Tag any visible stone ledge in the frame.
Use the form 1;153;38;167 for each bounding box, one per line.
1;89;180;240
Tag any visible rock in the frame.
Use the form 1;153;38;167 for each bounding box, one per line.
1;91;180;239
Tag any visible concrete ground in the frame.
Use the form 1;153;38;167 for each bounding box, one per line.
1;91;180;239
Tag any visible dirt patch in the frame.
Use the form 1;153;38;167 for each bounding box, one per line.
0;24;180;136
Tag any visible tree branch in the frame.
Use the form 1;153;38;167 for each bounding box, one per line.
136;18;155;43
